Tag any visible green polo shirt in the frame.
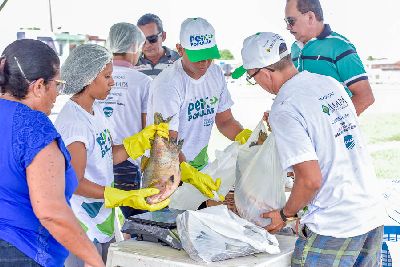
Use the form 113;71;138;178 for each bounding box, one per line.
291;24;368;97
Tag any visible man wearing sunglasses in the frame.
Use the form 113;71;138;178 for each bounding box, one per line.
232;32;384;267
285;0;374;116
136;13;180;79
146;17;251;201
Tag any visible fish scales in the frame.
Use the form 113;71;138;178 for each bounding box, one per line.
143;113;183;204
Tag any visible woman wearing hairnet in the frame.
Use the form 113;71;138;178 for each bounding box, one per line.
96;22;153;220
54;44;170;266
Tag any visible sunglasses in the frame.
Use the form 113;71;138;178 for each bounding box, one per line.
284;17;297;27
145;32;163;44
246;67;275;85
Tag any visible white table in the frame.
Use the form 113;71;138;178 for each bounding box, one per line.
106;234;296;267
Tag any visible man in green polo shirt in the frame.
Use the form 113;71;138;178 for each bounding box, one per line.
285;0;374;115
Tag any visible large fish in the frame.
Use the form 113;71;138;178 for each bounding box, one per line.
142;113;183;204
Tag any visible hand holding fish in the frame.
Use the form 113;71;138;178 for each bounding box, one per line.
180;162;221;198
234;128;252;145
104;187;170;211
123;123;169;160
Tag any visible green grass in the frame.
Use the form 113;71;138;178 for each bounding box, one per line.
359;113;400;144
371;149;400;179
359;113;400;179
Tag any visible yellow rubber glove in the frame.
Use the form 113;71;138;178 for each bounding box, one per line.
123;123;169;160
235;129;252;145
180;162;221;199
104;187;170;212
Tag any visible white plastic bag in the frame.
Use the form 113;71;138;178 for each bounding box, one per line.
169;142;239;210
235;120;287;227
176;205;280;262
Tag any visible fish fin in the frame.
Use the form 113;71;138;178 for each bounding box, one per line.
141;156;150;172
178;139;184;150
154;112;175;125
154;112;163;125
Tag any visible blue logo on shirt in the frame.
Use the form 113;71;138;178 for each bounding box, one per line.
187;96;218;122
344;135;355;150
103;107;113;117
96;129;112;158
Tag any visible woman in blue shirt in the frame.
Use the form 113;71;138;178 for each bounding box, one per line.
0;39;104;267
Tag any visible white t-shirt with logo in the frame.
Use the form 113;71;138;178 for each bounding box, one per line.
269;71;384;238
55;100;115;243
97;61;151;145
146;58;234;162
96;61;151;165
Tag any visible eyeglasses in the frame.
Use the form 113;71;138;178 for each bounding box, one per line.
284;17;297;27
246;67;275;85
14;56;66;93
145;32;162;44
48;79;66;93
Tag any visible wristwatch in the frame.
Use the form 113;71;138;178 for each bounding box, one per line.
279;209;298;222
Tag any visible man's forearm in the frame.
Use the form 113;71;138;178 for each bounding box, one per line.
283;161;322;217
216;118;243;141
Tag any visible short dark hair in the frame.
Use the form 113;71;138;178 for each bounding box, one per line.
137;13;164;33
294;0;324;21
0;39;59;99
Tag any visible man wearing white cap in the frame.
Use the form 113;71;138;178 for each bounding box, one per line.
146;17;251;200
232;32;384;266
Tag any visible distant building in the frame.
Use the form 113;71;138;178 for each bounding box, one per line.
17;29;106;64
365;59;400;84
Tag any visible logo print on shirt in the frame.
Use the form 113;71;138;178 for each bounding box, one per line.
103;107;114;117
322;105;330;115
335;121;357;138
318;92;335;101
96;129;112;158
344;135;355;149
189;34;213;47
321;96;349;115
187;96;218;122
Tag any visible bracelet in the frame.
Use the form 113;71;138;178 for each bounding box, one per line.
279;209;298;222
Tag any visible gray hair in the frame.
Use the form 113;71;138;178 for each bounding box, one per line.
289;0;324;21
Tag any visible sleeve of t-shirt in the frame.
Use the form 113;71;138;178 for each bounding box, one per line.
13;108;61;169
335;41;368;87
151;81;182;132
141;76;151;114
215;67;234;113
56;121;92;151
269;107;318;172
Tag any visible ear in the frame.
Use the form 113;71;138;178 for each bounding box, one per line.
161;31;166;42
307;11;316;24
176;44;184;56
30;78;46;98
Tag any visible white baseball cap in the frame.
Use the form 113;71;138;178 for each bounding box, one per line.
232;32;289;79
179;17;220;62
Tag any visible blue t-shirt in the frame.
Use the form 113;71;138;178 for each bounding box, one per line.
0;99;78;267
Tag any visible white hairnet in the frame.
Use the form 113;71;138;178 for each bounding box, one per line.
106;22;145;54
61;44;112;95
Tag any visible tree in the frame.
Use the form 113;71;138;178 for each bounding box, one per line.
219;49;234;60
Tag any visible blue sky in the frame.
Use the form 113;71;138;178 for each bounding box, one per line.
1;0;399;60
